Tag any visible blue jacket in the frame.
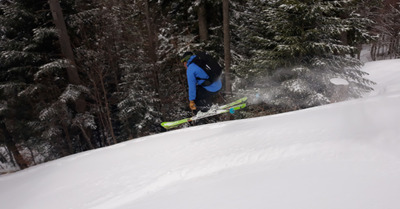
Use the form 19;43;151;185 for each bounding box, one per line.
186;55;222;101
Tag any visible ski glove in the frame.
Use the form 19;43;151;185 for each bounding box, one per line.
189;100;196;110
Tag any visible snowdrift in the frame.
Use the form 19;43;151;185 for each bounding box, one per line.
1;59;400;209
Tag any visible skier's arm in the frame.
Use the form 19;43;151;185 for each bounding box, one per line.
187;68;197;101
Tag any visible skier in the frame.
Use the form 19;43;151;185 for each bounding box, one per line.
180;51;222;114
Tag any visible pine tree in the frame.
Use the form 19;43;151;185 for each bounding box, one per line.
0;0;66;167
233;0;375;109
69;0;167;139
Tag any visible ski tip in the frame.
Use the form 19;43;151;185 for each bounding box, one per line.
160;122;176;130
239;96;248;102
161;118;190;130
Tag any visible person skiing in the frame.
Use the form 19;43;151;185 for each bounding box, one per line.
180;51;222;113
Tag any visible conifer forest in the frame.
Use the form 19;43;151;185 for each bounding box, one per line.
1;0;399;171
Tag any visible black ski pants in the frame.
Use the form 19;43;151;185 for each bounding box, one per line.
194;86;219;112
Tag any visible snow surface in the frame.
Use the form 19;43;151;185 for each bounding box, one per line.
1;59;400;209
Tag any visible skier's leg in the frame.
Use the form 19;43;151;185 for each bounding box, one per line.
195;86;218;112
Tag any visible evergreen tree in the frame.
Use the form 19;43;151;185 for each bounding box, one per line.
233;0;375;109
0;0;66;167
69;0;166;139
69;0;122;145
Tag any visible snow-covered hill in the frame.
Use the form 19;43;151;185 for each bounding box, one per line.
1;60;400;209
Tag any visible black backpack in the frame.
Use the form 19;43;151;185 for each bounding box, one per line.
190;52;222;86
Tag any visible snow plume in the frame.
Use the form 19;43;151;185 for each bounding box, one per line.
234;78;282;106
233;62;374;109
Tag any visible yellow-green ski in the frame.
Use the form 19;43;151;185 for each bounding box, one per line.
161;97;247;130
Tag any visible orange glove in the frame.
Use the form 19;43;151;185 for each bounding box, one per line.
189;100;196;110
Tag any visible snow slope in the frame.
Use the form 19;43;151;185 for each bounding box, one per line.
1;59;400;209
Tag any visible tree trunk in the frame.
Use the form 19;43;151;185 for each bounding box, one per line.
223;0;232;95
1;123;28;169
198;2;209;41
99;72;117;144
144;0;164;119
61;121;73;155
49;0;81;85
49;0;92;145
49;0;87;112
78;126;95;150
144;0;159;89
91;78;110;145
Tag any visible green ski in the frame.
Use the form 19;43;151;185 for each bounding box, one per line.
161;97;247;130
219;97;247;109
